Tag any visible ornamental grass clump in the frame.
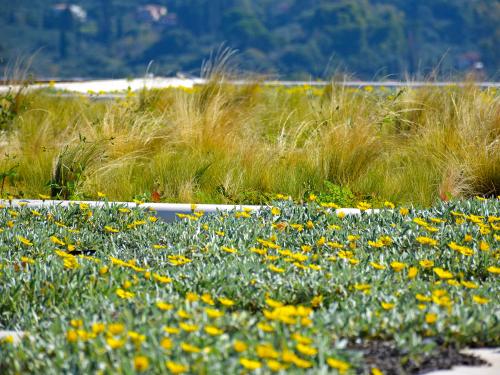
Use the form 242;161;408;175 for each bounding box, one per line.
0;81;498;206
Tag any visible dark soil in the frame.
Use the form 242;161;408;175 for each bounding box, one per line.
349;341;488;374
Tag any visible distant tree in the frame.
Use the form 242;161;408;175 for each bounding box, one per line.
58;8;74;59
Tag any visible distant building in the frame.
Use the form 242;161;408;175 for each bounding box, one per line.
457;52;484;73
51;3;87;22
136;4;168;23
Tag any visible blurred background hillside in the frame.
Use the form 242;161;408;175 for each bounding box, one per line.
0;0;499;80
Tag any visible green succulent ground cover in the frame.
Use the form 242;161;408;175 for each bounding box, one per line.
0;198;499;374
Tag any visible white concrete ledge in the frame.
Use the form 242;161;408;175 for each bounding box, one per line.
1;199;259;223
0;330;24;344
1;78;499;95
427;348;500;375
0;199;380;222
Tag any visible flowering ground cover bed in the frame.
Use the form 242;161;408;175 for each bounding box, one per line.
0;198;499;374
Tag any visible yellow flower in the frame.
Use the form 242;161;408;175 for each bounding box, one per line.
354;283;371;292
461;280;478;289
416;294;432;303
370;262;386;270
372;368;384;375
416;236;437;246
221;246;238;254
91;322;106;334
161;337;173;350
233;340;248;352
368;240;384;248
256;343;279;359
268;264;285;273
390;261;406;272
311;295;323;307
479;241;490;251
240;357;262;370
185;292;199;302
419;259;434;269
168;311;188;322
70;319;83;328
327;357;350;373
431;291;452;307
166;361;188;374
316;237;326;246
301;244;312;252
293;356;312;369
267;359;286;372
116;288;134;299
122;280;132;289
433;268;453;279
66;330;78;342
235;211;251;219
357;201;371;211
20;256;35;265
381;302;395;310
50;236;66;246
108;323;125;335
153;273;172;284
218;297;235;307
156;301;173;311
201;293;215;305
327;241;344;249
0;334;14;345
384;201;395;209
63;256;79;270
181;342;201;353
257;322;274;332
17;236;33;246
163;326;180;335
425;313;437;324
308;193;317;202
379;236;393;245
296;343;317;356
106;337;125;349
205;308;224;318
283;330;307;344
128;331;146;345
265;298;283;308
408;267;418;279
448;242;474;256
97;191;106;198
104;226;119;233
134;355;149;372
179;322;198;332
271;207;281;216
487;266;500;274
399;207;409;216
472;295;489;304
205;325;223;336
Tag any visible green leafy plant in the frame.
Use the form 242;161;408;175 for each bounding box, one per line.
317;181;356;207
0;163;18;197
